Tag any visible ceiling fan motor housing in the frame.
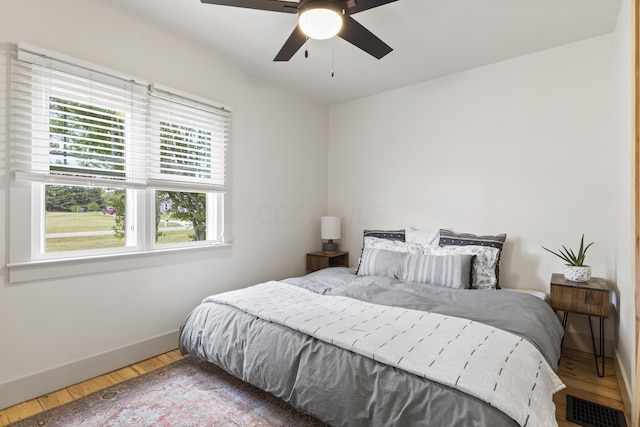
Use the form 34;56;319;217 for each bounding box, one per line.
298;0;345;15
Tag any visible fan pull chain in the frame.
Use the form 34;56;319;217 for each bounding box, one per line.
331;47;335;77
305;37;309;58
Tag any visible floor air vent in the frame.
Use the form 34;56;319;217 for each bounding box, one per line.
566;395;627;427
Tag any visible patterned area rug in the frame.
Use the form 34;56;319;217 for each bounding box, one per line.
9;356;326;427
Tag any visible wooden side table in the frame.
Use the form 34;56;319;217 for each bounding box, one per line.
306;251;349;272
549;273;610;377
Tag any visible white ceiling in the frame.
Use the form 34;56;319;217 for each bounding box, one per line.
94;0;622;106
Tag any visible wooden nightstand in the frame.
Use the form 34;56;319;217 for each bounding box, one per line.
306;251;349;272
549;273;610;377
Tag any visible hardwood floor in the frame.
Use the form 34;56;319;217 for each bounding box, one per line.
555;348;628;426
0;348;627;426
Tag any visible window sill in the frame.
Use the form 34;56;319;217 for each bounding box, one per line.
7;243;232;284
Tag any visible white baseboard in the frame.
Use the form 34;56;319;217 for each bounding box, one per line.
614;351;633;425
0;330;179;410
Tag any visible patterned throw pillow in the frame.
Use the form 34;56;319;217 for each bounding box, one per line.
437;230;507;289
438;229;506;250
363;229;406;242
364;236;423;254
423;244;500;290
401;253;474;289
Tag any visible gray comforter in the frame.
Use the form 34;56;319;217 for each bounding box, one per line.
179;267;564;427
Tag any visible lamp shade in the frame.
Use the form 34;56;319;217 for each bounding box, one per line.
321;216;341;240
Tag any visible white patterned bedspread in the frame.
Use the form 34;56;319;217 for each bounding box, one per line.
208;281;565;427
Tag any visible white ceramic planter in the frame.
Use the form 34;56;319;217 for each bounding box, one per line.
564;265;591;282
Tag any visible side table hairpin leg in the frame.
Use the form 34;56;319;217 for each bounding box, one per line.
588;315;605;377
560;312;569;350
558;312;605;377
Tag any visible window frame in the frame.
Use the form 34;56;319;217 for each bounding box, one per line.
4;42;232;280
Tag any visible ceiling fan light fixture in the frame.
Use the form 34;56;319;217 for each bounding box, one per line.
298;0;343;40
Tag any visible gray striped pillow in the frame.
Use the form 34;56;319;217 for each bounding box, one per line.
357;247;406;279
401;253;474;289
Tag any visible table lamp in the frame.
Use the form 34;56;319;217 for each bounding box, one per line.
321;216;341;252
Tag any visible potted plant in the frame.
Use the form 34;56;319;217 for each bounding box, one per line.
542;234;594;282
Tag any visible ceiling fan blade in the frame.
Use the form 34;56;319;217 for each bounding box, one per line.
200;0;298;14
274;26;307;61
338;15;392;59
345;0;398;14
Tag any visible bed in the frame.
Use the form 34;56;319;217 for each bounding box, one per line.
179;230;565;427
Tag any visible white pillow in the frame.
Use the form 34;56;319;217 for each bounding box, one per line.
405;227;439;245
423;244;500;289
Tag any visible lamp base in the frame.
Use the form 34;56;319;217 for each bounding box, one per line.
323;241;339;252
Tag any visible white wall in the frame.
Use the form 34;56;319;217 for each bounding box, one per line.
329;33;632;387
329;35;616;289
0;0;328;408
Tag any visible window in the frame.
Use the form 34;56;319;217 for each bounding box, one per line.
5;42;231;264
147;84;228;249
44;185;128;253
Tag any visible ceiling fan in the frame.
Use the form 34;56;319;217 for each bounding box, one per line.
200;0;398;61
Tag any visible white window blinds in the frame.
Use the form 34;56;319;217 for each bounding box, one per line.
7;42;230;192
147;84;230;192
10;43;148;188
